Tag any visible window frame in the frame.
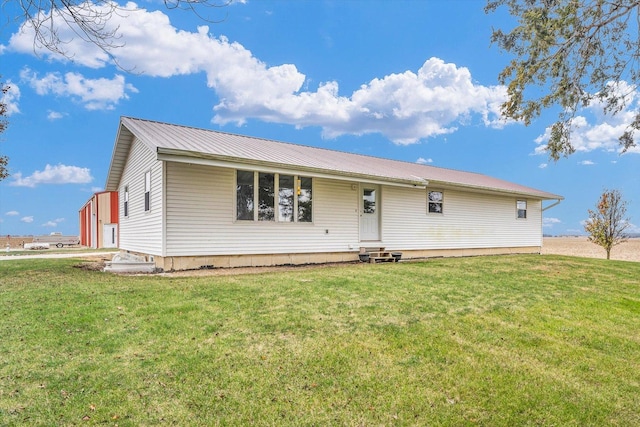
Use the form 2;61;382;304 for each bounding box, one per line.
236;170;255;221
516;200;527;219
258;172;275;221
143;170;151;212
235;170;312;223
123;185;129;217
427;190;444;214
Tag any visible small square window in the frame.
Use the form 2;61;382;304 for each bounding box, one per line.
517;200;527;219
428;190;443;214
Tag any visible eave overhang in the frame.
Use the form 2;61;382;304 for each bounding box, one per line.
156;147;429;189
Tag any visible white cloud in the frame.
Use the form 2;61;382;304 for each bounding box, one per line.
42;218;64;228
20;68;137;110
416;157;433;164
1;81;21;115
211;57;509;144
578;160;595;166
5;3;508;144
5;210;19;216
47;111;65;120
543;217;561;228
538;163;548;169
21;216;34;223
535;81;640;155
10;164;93;187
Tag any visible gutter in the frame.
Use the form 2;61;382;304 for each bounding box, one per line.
427;179;563;201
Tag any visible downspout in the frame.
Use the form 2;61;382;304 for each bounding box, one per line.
542;199;562;211
541;198;563;253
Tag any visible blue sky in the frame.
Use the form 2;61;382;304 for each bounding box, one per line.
0;0;638;237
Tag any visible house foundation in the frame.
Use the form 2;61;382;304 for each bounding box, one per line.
115;246;541;272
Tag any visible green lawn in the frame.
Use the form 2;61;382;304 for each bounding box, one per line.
1;255;639;426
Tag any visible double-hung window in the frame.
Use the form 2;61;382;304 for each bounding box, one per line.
428;190;444;214
278;175;294;222
258;173;275;221
236;170;254;220
297;177;312;222
124;185;129;217
144;171;151;212
517;200;527;219
237;170;312;222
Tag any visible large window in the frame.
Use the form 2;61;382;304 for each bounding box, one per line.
237;170;312;222
517;200;527;219
236;170;255;220
144;171;151;212
278;175;294;222
258;173;275;221
428;190;443;214
298;177;313;222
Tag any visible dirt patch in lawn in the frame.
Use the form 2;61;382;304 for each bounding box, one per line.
543;237;640;262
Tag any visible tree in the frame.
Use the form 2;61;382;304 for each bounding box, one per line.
583;189;630;259
0;79;9;181
486;0;640;160
7;0;230;63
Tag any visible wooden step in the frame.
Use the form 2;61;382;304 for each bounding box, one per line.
368;251;395;263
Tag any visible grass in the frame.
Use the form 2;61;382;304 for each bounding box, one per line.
1;255;640;426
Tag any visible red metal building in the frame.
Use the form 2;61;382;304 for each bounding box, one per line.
79;191;119;249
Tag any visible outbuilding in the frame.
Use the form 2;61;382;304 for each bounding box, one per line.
79;191;119;249
105;116;562;271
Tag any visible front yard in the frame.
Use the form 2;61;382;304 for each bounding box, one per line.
1;255;639;425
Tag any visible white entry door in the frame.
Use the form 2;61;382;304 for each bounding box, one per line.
360;185;380;241
102;224;118;248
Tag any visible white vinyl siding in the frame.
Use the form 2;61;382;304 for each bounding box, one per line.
118;138;163;255
382;187;543;249
164;163;358;256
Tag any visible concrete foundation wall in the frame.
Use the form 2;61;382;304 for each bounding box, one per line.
120;246;541;272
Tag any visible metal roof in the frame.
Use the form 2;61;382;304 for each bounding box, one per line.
105;116;563;200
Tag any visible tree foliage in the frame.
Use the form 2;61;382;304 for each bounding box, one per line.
7;0;231;64
0;79;9;181
583;189;630;259
486;0;640;160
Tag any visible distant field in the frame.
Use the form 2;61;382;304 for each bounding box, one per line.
543;237;640;262
3;236;638;262
0;236;34;249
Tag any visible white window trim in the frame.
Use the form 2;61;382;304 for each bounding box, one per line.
427;189;444;215
123;185;129;218
235;170;312;223
516;200;527;219
144;170;151;212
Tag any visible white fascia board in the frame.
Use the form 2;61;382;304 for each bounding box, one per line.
156;149;428;189
427;180;564;201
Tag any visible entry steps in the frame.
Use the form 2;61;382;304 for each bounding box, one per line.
359;247;402;263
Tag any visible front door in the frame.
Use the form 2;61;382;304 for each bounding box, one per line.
102;224;118;248
360;185;380;241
